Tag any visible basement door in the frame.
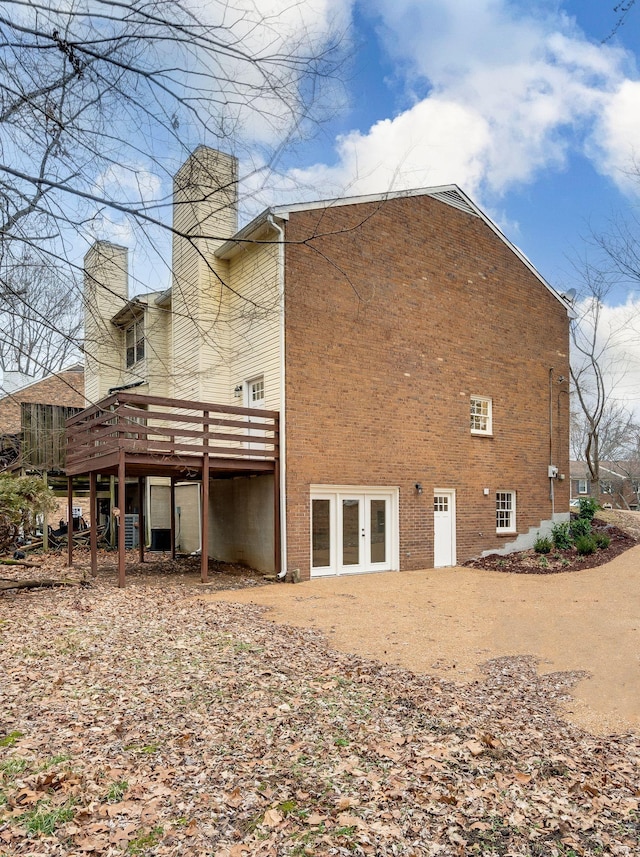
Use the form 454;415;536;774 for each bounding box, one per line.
311;487;398;577
433;489;456;567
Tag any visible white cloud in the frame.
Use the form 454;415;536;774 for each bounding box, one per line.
590;80;640;190
573;294;640;415
93;164;162;206
277;0;640;204
197;0;353;145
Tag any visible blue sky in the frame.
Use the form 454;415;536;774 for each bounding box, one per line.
109;0;640;307
262;0;640;302
96;0;640;409
238;0;639;411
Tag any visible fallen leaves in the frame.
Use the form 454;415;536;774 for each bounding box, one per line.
0;570;639;856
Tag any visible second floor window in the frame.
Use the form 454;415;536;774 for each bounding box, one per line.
470;396;492;435
126;318;145;368
577;479;588;494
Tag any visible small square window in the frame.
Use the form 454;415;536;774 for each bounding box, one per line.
470;396;492;435
496;491;516;533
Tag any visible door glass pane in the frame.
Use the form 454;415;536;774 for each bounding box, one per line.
370;499;386;563
342;499;360;566
312;499;331;568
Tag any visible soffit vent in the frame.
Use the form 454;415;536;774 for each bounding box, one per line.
428;189;478;217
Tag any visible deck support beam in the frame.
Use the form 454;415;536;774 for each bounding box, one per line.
90;472;98;577
67;476;73;567
138;477;145;564
118;448;126;588
201;411;210;583
170;477;176;559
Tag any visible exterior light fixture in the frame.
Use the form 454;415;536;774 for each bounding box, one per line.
415;483;423;494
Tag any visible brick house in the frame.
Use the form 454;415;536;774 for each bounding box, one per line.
570;460;640;509
81;146;572;580
1;366;87;525
0;366;85;470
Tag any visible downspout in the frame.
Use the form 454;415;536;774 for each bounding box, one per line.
549;368;555;517
268;213;287;575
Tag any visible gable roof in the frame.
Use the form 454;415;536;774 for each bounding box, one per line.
215;184;575;316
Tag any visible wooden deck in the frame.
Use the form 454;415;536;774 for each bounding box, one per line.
64;392;280;586
65;391;279;477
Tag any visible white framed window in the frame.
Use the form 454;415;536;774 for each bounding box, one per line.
577;479;588;495
125;318;145;368
496;491;516;533
470;396;492;435
600;480;613;495
249;377;265;405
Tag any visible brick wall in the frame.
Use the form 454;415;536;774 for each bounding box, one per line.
0;369;85;434
283;195;570;579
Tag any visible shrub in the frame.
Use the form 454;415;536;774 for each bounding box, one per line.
0;474;56;553
577;497;599;520
534;534;552;554
551;521;572;550
593;532;611;550
570;517;591;540
575;534;597;555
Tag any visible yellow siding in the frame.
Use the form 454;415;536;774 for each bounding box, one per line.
226;242;282;410
83;242;129;404
171;148;237;402
142;301;171;397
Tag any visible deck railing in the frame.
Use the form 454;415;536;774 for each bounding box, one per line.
65;391;279;475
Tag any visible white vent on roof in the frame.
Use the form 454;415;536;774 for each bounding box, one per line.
429;189;477;217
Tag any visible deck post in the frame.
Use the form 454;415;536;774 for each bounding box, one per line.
42;472;49;552
90;472;98;577
201;410;210;583
138;477;145;564
170;477;176;559
118;448;126;588
67;476;73;567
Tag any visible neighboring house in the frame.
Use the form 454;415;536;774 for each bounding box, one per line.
0;366;85;469
570;460;640;509
0;365;87;521
81;146;572;580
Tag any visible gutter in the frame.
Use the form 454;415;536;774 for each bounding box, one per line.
267;213;287;576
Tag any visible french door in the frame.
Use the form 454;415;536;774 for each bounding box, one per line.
311;487;398;577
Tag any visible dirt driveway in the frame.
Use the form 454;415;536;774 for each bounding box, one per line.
208;544;640;735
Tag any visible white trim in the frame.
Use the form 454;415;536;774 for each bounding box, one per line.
215;193;574;316
268;214;287;577
310;485;399;577
470;395;492;436
433;488;457;567
496;490;517;533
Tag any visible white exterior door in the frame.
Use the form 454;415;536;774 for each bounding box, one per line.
433;490;456;567
311;487;398;577
245;376;266;449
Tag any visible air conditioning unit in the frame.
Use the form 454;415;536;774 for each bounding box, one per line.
124;514;139;549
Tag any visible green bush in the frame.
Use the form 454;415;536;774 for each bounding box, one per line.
593;532;611;550
575;534;597;555
534;534;552;554
570;517;591;540
551;521;572;550
0;474;56;553
577;497;599;520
